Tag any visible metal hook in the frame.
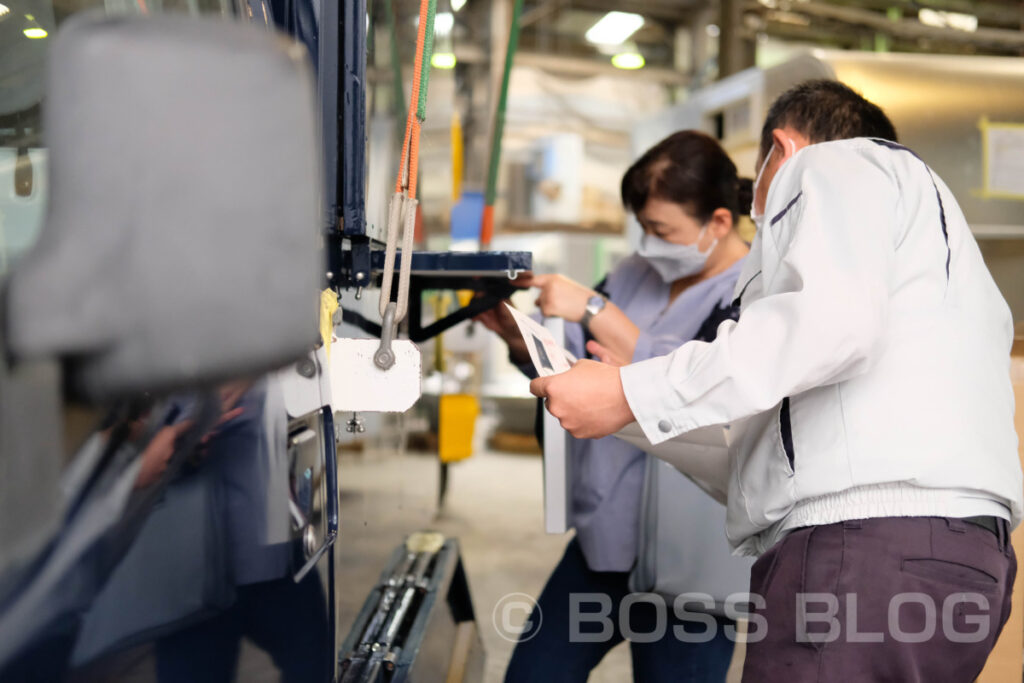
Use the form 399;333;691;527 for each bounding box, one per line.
374;302;398;371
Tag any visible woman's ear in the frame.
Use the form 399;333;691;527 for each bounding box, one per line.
708;207;734;239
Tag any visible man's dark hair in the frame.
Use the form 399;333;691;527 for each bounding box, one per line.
621;130;752;223
759;80;898;161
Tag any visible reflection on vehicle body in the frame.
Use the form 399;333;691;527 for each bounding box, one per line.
0;2;331;681
74;380;331;682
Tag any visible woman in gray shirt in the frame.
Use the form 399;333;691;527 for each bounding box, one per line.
479;131;752;682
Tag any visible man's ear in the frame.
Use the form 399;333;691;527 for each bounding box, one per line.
772;128;795;161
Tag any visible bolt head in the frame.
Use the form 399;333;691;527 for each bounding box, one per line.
297;357;317;378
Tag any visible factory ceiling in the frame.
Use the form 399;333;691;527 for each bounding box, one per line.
378;0;1024;86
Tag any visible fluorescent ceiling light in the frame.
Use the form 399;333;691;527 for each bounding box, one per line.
918;8;977;32
434;11;454;36
0;4;10;18
585;11;644;46
451;0;467;12
431;52;457;69
415;12;455;35
611;52;645;70
23;15;46;38
706;23;720;38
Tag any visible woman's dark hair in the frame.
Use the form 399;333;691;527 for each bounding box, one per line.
621;130;752;223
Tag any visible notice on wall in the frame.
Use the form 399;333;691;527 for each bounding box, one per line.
980;118;1024;200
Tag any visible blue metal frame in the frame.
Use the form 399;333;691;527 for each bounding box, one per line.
293;406;338;583
324;2;533;296
344;249;531;277
341;273;522;343
336;249;531;342
339;0;367;239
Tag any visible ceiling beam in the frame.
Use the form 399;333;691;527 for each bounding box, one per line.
520;0;570;28
566;0;697;24
757;21;1014;55
452;42;688;85
820;0;1024;28
748;1;1024;49
514;51;688;85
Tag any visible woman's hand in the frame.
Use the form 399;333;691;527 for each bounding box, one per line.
520;274;596;323
586;340;628;367
474;300;519;343
473;299;529;364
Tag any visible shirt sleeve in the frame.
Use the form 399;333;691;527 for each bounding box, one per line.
620;146;897;445
633;329;697;363
563;319;586;360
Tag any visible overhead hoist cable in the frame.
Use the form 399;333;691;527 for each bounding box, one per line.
379;0;436;329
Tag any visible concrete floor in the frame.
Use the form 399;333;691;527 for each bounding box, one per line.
335;446;630;682
335;445;746;682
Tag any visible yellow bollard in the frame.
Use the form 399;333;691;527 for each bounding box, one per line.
439;394;479;464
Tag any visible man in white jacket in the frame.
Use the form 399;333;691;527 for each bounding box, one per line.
530;80;1021;681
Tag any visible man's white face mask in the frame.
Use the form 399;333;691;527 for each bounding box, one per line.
750;137;797;231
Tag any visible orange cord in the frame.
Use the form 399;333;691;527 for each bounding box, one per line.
395;0;432;196
480;205;495;246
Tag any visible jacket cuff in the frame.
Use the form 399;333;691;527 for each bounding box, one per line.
619;356;689;445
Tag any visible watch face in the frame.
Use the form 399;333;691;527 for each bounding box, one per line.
586;295;606;319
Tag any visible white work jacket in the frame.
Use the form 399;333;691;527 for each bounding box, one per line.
620;138;1023;556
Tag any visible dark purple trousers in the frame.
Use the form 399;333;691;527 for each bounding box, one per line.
742;517;1016;682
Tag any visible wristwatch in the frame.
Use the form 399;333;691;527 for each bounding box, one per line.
581;294;608;329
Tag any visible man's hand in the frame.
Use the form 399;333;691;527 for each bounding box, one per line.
519;274;595;323
529;359;635;439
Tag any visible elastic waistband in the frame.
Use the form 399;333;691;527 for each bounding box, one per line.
750;483;1012;556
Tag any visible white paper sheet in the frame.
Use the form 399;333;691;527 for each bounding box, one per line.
502;307;576;533
505;304;577;376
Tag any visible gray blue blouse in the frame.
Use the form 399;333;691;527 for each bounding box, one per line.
560;253;745;571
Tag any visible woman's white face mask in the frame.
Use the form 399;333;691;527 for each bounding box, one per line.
750;138;796;231
638;226;717;283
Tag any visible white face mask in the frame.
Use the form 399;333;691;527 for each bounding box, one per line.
638;226;717;283
750;138;796;231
